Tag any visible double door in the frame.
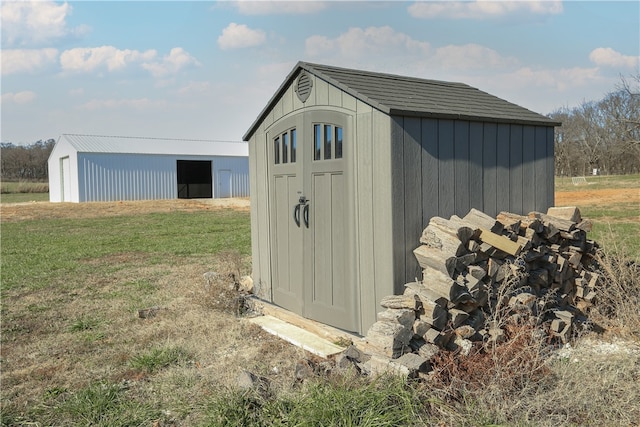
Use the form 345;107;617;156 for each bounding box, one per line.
268;111;357;332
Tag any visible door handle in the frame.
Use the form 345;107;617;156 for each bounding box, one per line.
293;203;301;227
303;203;309;228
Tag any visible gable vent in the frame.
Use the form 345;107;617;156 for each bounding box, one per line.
295;72;313;103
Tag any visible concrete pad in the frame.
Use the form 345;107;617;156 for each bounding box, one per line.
249;315;345;358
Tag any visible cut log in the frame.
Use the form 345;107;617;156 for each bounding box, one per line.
364;321;412;358
478;228;523;256
449;308;469;328
462;208;497;230
377;309;415;328
404;281;448;307
420;217;468;256
547;206;582;223
380;294;419;310
413;245;457;278
530;212;577;233
422;266;475;306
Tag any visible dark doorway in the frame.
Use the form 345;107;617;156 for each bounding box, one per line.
177;160;212;198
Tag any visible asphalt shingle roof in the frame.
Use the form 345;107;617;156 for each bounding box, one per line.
244;61;560;140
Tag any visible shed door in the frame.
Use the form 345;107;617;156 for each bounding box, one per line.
268;112;357;332
269;117;304;313
217;169;232;198
60;156;71;202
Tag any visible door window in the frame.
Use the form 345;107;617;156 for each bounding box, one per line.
274;128;297;164
313;123;343;161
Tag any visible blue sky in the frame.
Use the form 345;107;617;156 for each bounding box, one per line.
1;1;638;144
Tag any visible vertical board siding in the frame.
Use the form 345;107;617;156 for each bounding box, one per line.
401;117;422;283
355;100;376;332
509;125;524;214
372;110;397;307
468;122;484;210
546;127;555;208
438;120;455;218
454;121;470;215
482;123;498;216
248;132;263;298
496;124;511;215
421;119;439;225
522;126;536;213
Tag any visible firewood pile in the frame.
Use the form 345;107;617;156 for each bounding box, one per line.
357;206;601;368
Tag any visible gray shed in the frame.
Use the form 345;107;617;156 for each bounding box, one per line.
48;134;249;203
243;61;560;335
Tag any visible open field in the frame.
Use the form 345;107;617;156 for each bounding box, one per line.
1;178;639;426
0;181;49;195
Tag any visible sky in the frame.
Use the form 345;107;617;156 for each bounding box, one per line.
1;0;639;145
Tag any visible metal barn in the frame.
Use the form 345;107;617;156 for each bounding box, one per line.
243;62;560;335
48;134;249;203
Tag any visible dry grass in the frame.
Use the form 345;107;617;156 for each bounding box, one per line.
2;194;639;425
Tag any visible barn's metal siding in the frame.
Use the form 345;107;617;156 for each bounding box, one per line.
78;154;176;202
77;153;249;202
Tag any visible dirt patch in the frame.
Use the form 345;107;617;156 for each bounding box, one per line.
555;188;639;208
0;197;250;222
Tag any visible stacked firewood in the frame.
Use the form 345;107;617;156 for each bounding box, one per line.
360;206;601;362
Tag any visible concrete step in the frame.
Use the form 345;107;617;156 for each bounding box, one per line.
249;314;346;358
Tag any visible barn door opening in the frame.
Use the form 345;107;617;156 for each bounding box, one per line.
177;160;212;199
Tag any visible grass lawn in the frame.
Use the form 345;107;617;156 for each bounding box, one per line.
1;176;639;426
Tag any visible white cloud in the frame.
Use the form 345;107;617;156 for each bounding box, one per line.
1;48;58;75
217;23;266;50
589;47;640;69
434;44;518;70
59;46;157;73
1;1;89;47
305;26;430;59
2;91;37;105
408;0;563;19
502;66;602;92
176;81;211;96
80;98;167;111
142;48;200;78
233;0;326;15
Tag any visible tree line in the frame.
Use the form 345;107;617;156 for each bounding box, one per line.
550;74;640;176
0;75;638;181
1;139;55;181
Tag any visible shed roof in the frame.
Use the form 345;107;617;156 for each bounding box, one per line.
244;61;561;140
58;134;248;157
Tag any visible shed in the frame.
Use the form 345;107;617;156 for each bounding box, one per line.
48;134;249;202
243;61;560;335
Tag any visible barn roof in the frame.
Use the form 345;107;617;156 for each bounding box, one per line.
244;61;561;140
58;134;248;157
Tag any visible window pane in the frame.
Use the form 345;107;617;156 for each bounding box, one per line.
314;124;321;160
282;132;289;164
335;127;343;159
274;136;280;164
290;129;297;163
324;124;332;160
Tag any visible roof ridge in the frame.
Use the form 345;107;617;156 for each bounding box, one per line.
301;61;469;88
62;133;244;143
